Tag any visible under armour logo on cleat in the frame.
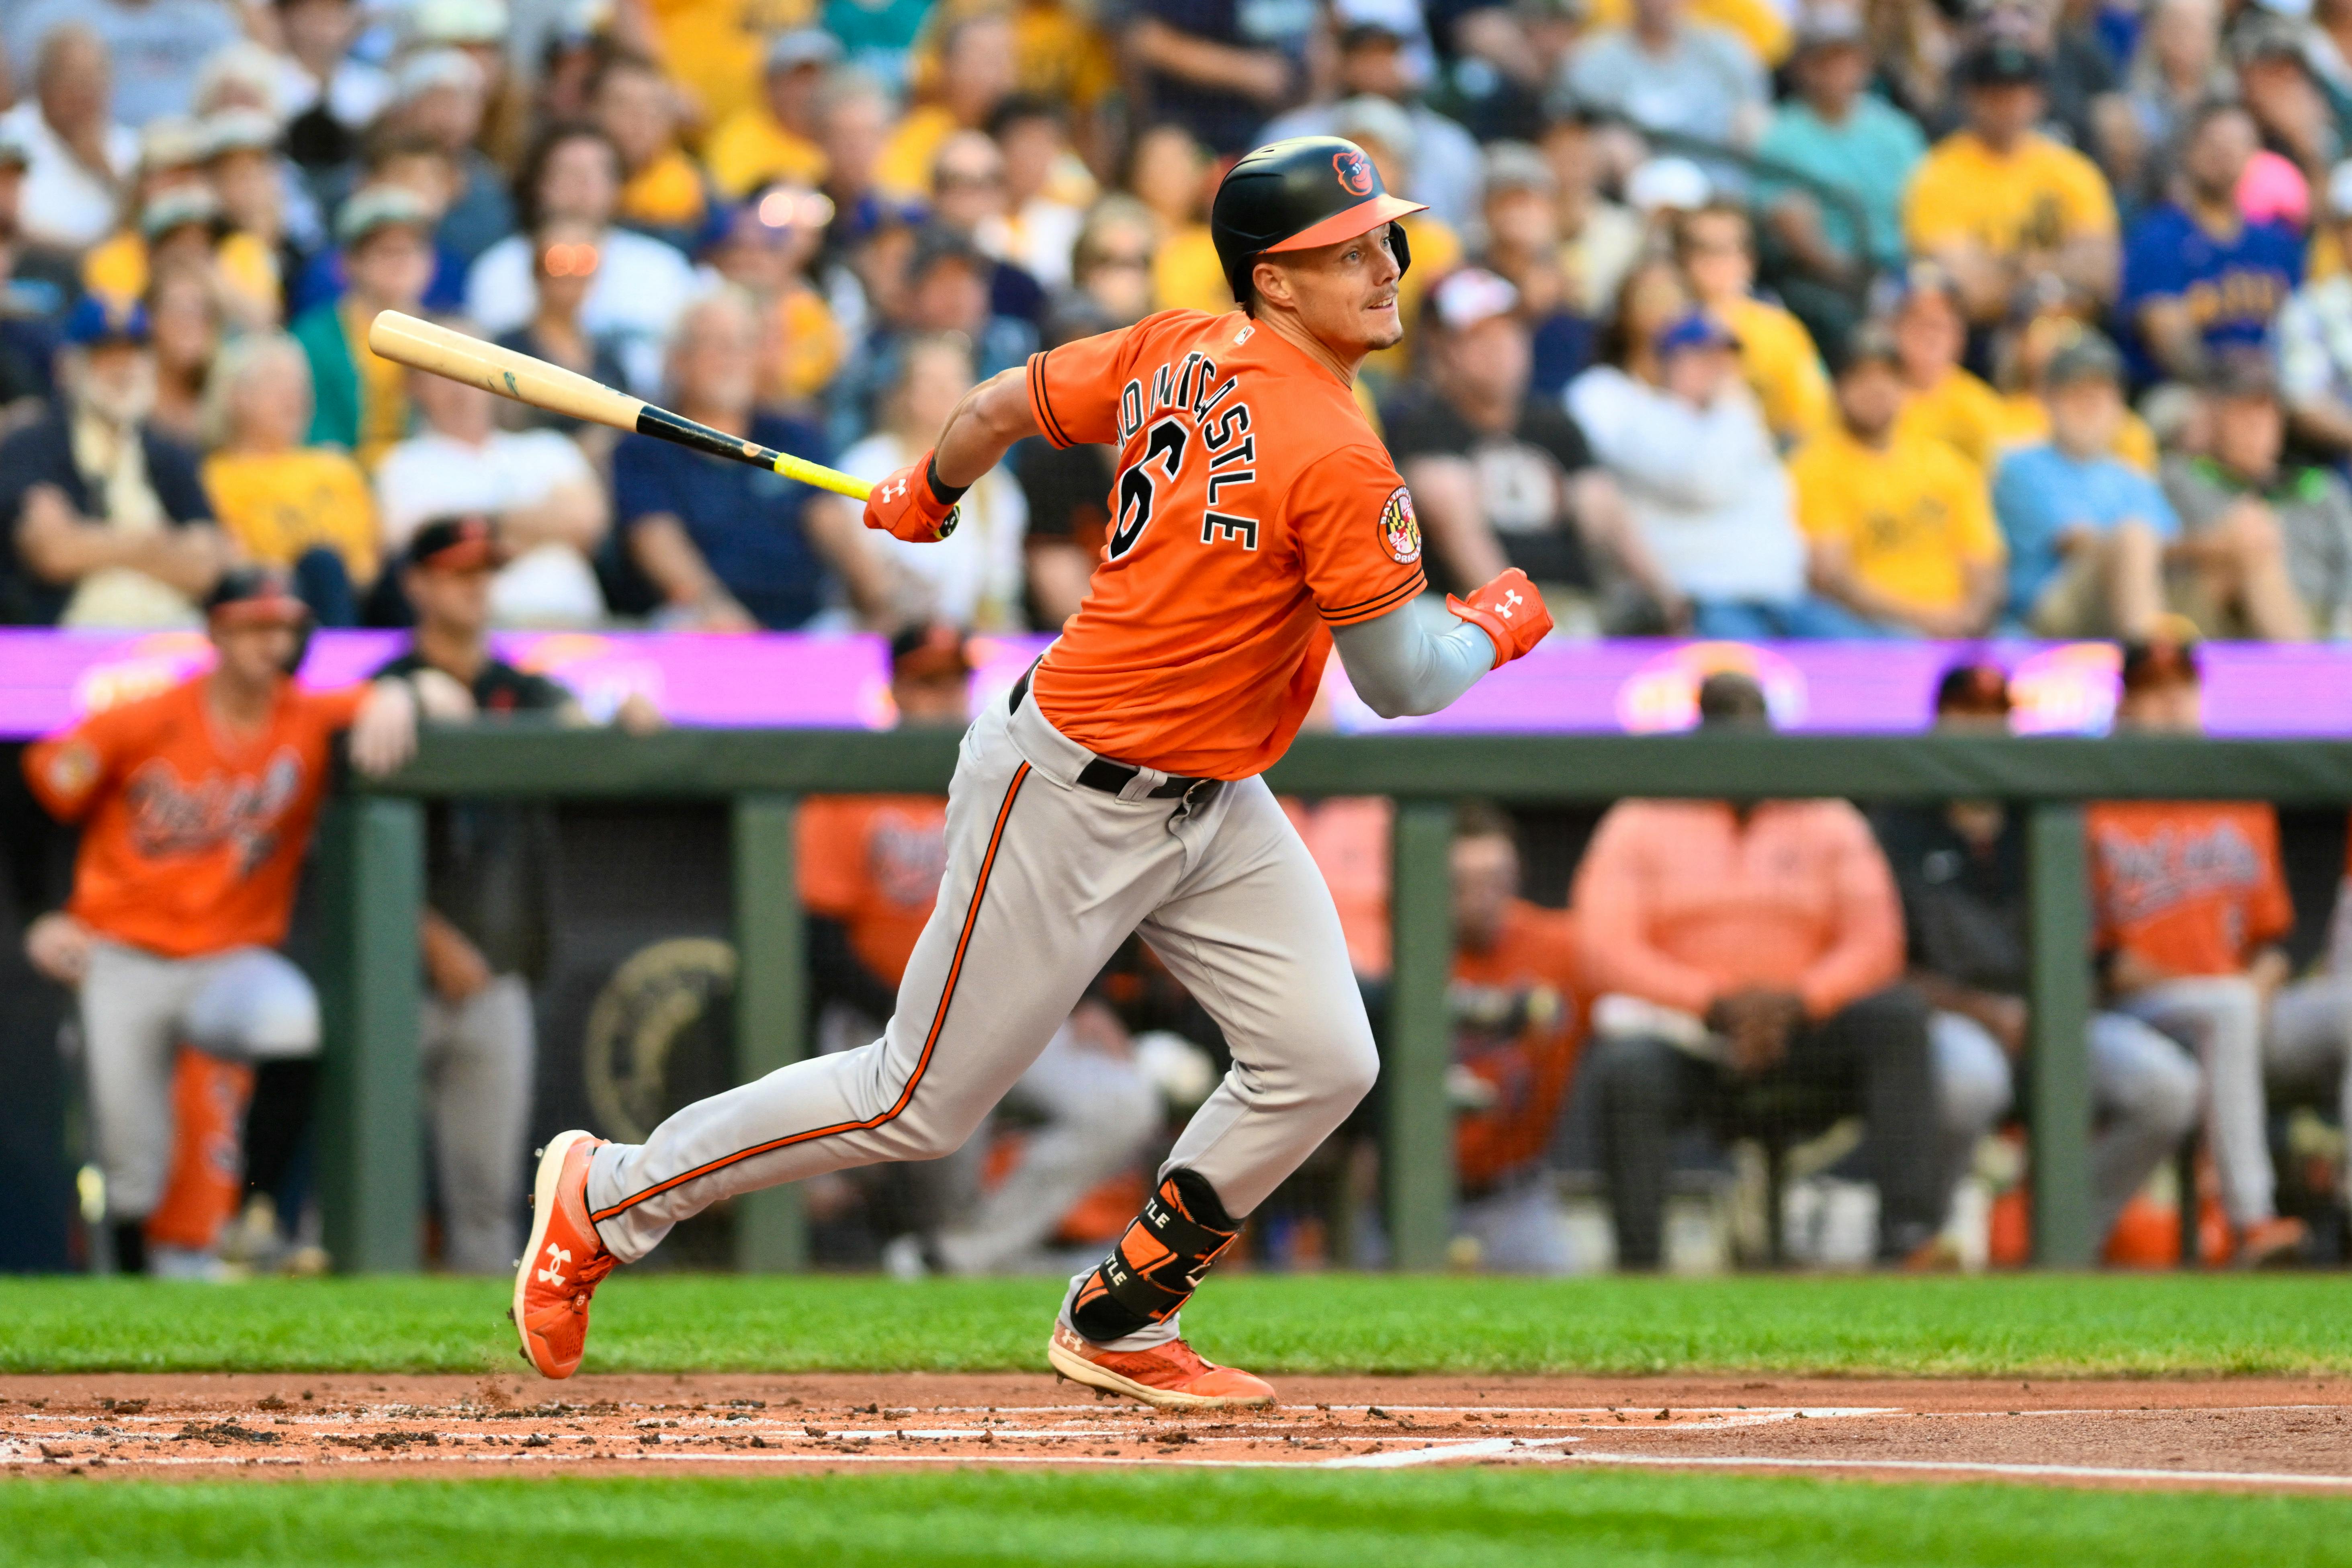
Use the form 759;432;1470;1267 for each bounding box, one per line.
536;1242;573;1287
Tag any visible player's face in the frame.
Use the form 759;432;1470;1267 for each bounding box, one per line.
405;563;494;638
212;622;298;689
1450;831;1519;952
2117;680;2202;734
1262;226;1406;356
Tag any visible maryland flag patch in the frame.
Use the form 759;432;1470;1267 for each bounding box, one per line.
1379;485;1421;565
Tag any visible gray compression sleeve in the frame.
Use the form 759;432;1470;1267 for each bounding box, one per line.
1330;603;1499;719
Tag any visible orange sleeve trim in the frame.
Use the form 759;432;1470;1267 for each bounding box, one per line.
1318;572;1426;626
1027;352;1075;450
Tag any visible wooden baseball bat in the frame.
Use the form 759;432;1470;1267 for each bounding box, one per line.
365;309;872;502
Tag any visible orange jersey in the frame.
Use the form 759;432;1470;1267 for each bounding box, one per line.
2088;802;2293;978
1024;309;1428;779
1453;900;1584;1192
797;795;950;987
23;676;368;958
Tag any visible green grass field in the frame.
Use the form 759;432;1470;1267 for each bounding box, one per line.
8;1470;2352;1567
4;1272;2350;1377
13;1273;2352;1566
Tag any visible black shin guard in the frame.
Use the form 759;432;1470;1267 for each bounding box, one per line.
1070;1168;1238;1344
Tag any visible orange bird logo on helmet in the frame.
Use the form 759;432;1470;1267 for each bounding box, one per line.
1333;150;1375;197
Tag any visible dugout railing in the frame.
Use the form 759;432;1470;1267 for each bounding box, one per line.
318;727;2352;1274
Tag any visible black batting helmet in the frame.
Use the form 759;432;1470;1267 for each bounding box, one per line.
1209;136;1427;309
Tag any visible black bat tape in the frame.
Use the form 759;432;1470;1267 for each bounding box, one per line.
636;403;788;471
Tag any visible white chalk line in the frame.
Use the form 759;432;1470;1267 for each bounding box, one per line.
1568;1451;2352;1489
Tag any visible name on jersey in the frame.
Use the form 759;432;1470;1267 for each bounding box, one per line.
1108;351;1257;560
124;751;305;876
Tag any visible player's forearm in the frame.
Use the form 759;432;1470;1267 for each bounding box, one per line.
1331;604;1496;720
933;368;1043;491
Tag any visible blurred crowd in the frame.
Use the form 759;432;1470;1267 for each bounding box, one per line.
10;0;2352;1278
9;0;2352;639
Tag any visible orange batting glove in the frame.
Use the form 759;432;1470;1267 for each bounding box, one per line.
1447;568;1552;669
862;448;963;543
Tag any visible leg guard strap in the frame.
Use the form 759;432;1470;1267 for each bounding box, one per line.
1071;1168;1237;1343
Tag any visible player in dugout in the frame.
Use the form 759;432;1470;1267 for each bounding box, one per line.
20;568;443;1274
371;514;659;1275
798;623;1161;1278
514;137;1555;1408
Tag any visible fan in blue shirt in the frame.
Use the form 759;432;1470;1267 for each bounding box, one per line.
2119;102;2303;385
1992;334;2178;635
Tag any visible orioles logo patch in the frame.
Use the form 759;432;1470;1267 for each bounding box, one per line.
1379;486;1421;564
1334;149;1375;197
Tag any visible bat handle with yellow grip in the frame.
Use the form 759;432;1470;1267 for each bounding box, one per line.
772;451;872;503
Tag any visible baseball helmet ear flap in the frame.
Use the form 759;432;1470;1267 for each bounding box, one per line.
1386;219;1411;279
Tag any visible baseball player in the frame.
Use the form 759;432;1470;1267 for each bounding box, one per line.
515;137;1553;1406
21;569;430;1273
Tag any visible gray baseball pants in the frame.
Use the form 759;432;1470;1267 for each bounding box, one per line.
422;974;536;1275
586;685;1380;1338
79;940;320;1221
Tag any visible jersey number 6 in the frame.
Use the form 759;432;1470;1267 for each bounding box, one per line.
1109;419;1187;561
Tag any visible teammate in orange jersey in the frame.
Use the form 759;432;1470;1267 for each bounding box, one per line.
516;137;1552;1405
2088;630;2313;1267
20;569;435;1274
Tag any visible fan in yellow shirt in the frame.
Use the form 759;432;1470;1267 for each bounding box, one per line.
1902;43;2120;324
640;0;815;130
874;14;1019;201
1793;327;2005;636
598;55;716;250
919;0;1121;112
1678;203;1831;444
704;31;836;200
86;190;280;331
201;335;383;592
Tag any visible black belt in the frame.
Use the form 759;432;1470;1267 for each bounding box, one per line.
1007;659;1220;802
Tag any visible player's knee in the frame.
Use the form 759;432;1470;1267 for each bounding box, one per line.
1313;1027;1380;1113
186;954;320;1060
2131;1052;2204;1142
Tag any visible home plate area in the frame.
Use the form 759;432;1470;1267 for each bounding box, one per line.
6;1374;2351;1492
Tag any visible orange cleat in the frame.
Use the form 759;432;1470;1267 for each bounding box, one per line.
512;1130;616;1379
1046;1322;1275;1410
2236;1215;2309;1269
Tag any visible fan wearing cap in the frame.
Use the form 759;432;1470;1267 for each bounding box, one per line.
705;29;837;202
0;293;228;627
291;185;438;470
1992;330;2179;638
2157;352;2339;639
519;139;1552;1406
2087;627;2320;1267
18;567;432;1274
2120;101;2303;388
1868;664;2210;1261
1383;266;1643;619
1789;323;2005;637
372;516;647;1272
80;119;276;326
1902;43;2120;325
1570;306;1853;636
797;623;1161;1279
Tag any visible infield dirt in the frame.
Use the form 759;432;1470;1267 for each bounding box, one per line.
7;1373;2350;1492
